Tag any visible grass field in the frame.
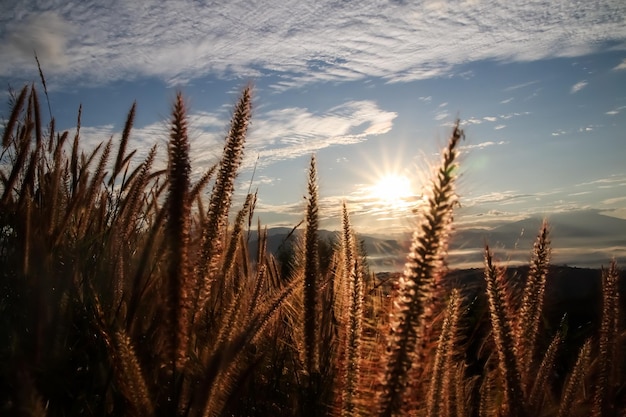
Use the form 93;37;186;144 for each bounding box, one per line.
1;81;624;416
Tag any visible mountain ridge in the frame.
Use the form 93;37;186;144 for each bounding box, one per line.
250;209;625;272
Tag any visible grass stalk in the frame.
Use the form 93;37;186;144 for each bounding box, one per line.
195;86;251;315
303;154;321;417
517;219;551;387
165;92;192;390
426;288;462;417
340;202;363;417
1;84;28;148
558;339;592;417
592;259;620;417
483;247;526;417
528;330;562;412
377;122;462;417
110;102;136;186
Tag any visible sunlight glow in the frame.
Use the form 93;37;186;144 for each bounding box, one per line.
370;174;412;205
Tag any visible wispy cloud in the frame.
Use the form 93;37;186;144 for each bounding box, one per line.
614;58;626;71
576;174;626;188
462;114;521;126
248;100;396;167
466;190;534;206
455;209;531;228
606;105;626;115
1;1;625;88
578;124;600;132
602;196;626;205
434;111;450;121
78;99;397;174
460;140;507;151
504;80;540;91
0;11;71;72
570;80;588;94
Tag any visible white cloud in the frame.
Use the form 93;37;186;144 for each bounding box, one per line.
602;196;626;205
504;80;540;91
456;113;507;126
254;176;279;186
463;190;535;209
72;99;396;177
499;111;531;120
570;80;588;94
494;124;506;130
614;59;626;71
455;209;530;228
460;140;507;151
606;106;626;115
434;111;450;121
0;11;71;73
214;100;396;169
578;124;600;132
1;1;625;87
576;174;626;188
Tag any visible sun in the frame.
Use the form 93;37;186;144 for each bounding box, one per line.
370;174;413;205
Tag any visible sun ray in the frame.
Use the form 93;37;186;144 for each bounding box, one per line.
371;174;412;204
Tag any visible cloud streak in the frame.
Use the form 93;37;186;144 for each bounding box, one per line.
77;99;397;174
570;80;588;94
1;1;625;88
245;100;397;168
460;140;507;150
0;11;71;72
614;58;626;71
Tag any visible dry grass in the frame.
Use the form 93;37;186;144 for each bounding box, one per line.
0;80;623;417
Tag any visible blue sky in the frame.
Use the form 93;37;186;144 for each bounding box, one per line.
1;0;625;265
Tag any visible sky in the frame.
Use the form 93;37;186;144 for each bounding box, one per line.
1;0;625;267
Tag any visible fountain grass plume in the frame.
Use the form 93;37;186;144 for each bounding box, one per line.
558;339;592;417
302;154;321;417
1;84;28;148
484;247;526;417
592;259;621;417
516;219;551;386
426;288;462;417
165;92;192;401
195;86;251;313
340;201;364;417
110;102;136;185
377;122;463;417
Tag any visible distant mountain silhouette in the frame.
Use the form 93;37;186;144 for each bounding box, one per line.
251;209;625;272
456;209;626;245
449;209;626;269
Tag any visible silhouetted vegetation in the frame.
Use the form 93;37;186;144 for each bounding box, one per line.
1;80;624;416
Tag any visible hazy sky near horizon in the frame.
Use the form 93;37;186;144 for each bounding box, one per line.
1;0;626;237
